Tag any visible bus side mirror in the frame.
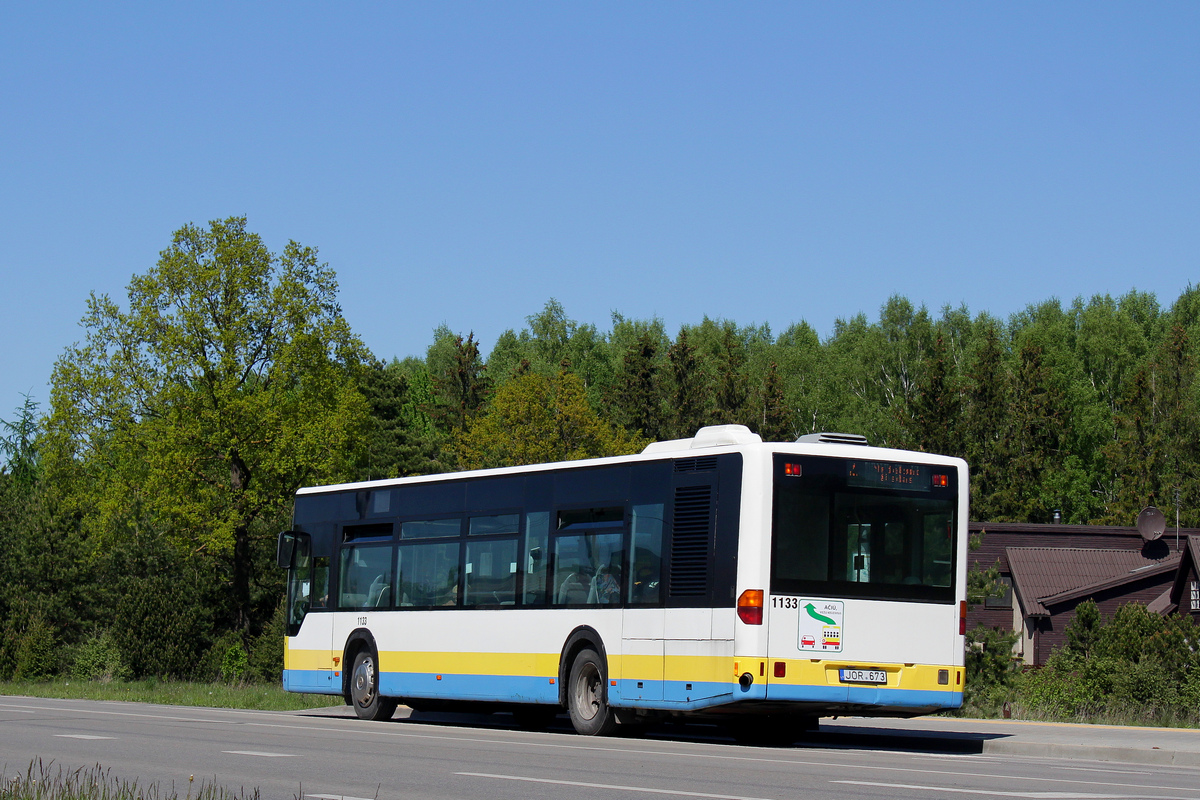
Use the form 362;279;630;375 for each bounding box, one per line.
277;531;297;569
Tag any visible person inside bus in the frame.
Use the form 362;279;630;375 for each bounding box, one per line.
630;556;660;603
588;554;622;605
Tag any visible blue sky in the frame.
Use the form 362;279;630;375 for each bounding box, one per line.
2;2;1197;419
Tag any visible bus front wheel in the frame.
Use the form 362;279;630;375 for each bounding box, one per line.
567;648;617;736
350;650;397;721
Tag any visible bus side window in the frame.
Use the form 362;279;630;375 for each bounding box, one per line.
629;503;663;604
339;544;394;610
465;538;518;606
311;557;329;609
523;511;550;604
554;532;622;605
399;541;461;607
287;536;312;626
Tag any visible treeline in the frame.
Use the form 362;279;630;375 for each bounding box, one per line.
373;286;1200;529
1;217;1199;684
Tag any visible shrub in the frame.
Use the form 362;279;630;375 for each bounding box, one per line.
246;600;285;684
221;643;249;684
72;630;130;682
12;610;58;680
964;624;1021;712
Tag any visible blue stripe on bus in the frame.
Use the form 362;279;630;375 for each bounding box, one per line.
283;669;960;712
767;682;962;710
283;669;339;694
378;672;560;704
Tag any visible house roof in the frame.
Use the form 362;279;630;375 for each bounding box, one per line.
971;521;1200;538
1006;547;1177;617
1166;535;1200;612
1042;557;1180;607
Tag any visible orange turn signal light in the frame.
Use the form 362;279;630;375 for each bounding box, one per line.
737;589;764;625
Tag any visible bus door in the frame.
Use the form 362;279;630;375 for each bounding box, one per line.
622;502;667;702
281;532;337;693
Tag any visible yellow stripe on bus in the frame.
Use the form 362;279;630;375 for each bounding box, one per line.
287;644;957;693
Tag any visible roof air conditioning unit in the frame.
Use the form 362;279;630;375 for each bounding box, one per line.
796;432;869;446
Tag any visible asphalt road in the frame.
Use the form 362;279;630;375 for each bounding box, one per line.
3;697;1200;800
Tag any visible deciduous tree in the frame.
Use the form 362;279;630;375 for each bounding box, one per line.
456;371;645;469
47;217;370;633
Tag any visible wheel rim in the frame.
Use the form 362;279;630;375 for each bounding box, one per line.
572;661;601;722
353;655;376;708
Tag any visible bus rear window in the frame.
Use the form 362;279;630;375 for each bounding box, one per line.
771;454;957;603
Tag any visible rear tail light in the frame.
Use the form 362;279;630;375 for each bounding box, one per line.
738;589;764;625
959;600;967;635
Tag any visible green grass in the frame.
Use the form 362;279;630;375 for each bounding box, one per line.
0;679;338;712
0;759;264;800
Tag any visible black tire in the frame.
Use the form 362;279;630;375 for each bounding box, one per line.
350;649;398;721
567;647;617;736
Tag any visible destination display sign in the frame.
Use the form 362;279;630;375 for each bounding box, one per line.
846;460;932;492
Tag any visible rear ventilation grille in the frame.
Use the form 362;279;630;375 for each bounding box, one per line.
796;432;869;446
674;456;718;473
669;485;712;597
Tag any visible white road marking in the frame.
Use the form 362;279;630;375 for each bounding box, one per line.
8;701;1197;794
1059;766;1153;775
306;794;376;800
222;751;298;758
832;781;1188;799
459;772;778;800
54;734;115;740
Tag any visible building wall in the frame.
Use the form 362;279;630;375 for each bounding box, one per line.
965;522;1196;666
1035;572;1178;663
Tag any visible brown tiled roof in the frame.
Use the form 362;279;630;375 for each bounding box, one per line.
1166;535;1200;611
1006;547;1175;617
1042;557;1180;606
1147;587;1175;614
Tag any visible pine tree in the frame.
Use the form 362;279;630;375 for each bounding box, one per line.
667;329;707;439
756;361;792;442
963;324;1010;521
907;334;964;457
610;332;666;441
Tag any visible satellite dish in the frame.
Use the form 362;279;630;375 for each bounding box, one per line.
1137;506;1166;541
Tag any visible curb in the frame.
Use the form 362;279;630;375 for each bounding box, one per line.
981;739;1200;768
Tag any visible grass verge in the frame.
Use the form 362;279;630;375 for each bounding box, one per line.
0;679;338;712
0;759;265;800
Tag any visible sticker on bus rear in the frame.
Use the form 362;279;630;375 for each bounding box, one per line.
797;599;843;652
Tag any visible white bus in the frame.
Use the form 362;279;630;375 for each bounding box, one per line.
277;424;967;736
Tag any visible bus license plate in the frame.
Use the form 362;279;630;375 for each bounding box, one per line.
840;668;887;684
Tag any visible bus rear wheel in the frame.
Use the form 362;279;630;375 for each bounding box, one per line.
567;648;617;736
350;650;397;721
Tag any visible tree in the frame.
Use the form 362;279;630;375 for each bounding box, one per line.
608;331;666;441
755;361;791;442
1063;598;1102;665
427;328;490;436
906;334;964;457
711;323;750;426
47;217;370;634
355;359;445;480
0;394;41;485
666;328;707;439
1104;323;1200;526
455;371;646;469
962;321;1010;521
